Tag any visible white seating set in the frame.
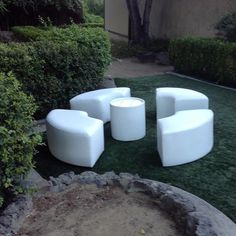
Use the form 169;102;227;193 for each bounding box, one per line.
156;88;213;167
46;87;214;168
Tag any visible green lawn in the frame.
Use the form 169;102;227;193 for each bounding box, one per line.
35;74;236;222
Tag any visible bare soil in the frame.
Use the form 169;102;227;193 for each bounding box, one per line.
105;57;173;79
17;183;181;236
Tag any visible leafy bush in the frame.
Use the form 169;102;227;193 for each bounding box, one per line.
0;0;84;29
12;26;50;41
169;37;236;85
79;23;104;28
0;25;111;118
215;12;236;42
84;13;104;24
0;73;41;207
83;0;104;17
82;0;104;23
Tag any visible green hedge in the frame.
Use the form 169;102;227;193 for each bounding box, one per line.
0;73;41;207
12;26;49;41
169;37;236;85
1;25;111;118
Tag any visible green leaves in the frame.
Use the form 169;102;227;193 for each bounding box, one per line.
215;12;236;42
0;73;41;207
169;37;236;85
1;25;111;118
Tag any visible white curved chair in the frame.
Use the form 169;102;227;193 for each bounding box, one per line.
156;87;209;119
157;109;214;167
46;109;104;167
70;87;131;123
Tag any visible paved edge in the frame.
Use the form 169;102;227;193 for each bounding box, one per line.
0;171;235;236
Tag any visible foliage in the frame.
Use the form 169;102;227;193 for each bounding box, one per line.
12;26;50;41
169;37;236;85
0;25;111;118
81;0;103;23
78;23;103;28
215;12;236;42
0;0;84;12
0;0;84;29
84;13;104;24
0;73;41;207
83;0;104;17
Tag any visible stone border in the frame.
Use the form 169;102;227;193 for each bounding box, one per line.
1;171;235;236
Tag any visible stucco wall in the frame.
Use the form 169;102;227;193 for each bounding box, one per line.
151;0;236;39
105;0;236;40
104;0;129;41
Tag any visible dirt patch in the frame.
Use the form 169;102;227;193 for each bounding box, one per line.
17;183;181;236
105;57;173;79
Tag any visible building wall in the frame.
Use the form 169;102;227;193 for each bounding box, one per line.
104;0;129;41
105;0;236;40
150;0;236;39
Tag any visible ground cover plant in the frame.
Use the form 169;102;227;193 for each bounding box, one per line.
34;74;236;222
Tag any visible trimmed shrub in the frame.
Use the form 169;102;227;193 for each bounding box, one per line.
79;23;104;28
12;26;50;41
169;37;236;85
84;13;104;24
215;12;236;42
12;24;104;41
0;25;111;118
0;73;41;207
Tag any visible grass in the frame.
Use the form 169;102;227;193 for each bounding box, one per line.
34;74;236;222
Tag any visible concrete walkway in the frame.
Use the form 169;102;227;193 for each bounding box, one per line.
105;57;173;79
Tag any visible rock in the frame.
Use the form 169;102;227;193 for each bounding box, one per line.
136;52;156;63
0;31;17;43
156;51;170;65
99;76;116;89
1;171;236;236
78;171;108;187
0;195;32;236
20;169;50;193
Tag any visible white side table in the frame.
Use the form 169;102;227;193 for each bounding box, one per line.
110;97;146;141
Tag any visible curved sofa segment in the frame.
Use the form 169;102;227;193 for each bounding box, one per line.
46;109;104;167
156;87;209;119
157;109;214;167
70;87;131;123
156;87;213;167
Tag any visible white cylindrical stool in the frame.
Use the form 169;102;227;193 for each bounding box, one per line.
110;97;146;141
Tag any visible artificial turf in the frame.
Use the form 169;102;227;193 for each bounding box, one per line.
34;74;236;222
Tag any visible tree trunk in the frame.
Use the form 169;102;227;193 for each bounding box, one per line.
143;0;153;42
126;0;153;45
